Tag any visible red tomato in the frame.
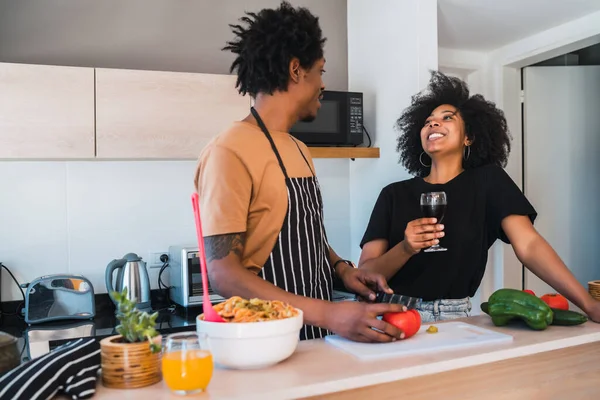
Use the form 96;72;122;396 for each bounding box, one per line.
382;310;422;339
540;293;569;310
523;289;536;296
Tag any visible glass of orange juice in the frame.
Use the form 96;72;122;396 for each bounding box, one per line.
162;332;213;395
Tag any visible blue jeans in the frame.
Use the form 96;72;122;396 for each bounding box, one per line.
417;297;472;323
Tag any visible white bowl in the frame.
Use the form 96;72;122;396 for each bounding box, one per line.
196;309;303;370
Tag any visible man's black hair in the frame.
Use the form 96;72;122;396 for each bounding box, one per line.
223;1;326;97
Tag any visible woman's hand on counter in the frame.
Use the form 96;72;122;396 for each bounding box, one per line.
324;301;407;343
502;215;600;323
583;299;600;323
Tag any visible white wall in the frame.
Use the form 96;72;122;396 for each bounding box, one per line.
347;0;438;262
0;0;352;301
0;161;196;300
0;159;350;301
488;10;600;69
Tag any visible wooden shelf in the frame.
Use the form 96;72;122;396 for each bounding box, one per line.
308;147;380;159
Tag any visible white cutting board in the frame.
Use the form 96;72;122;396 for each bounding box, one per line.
325;322;513;361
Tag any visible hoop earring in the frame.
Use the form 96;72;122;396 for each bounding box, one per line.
463;146;471;161
419;152;431;167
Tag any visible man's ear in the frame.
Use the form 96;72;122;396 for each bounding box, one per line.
289;57;301;84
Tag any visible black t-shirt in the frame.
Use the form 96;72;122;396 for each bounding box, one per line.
360;164;537;301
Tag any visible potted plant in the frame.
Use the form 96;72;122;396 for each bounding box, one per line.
100;288;162;389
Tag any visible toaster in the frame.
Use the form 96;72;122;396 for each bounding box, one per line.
23;274;95;324
24;321;96;360
168;245;225;307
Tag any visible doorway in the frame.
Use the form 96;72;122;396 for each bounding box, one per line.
520;43;600;297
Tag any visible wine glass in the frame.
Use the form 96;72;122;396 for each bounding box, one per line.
420;191;447;252
162;332;213;395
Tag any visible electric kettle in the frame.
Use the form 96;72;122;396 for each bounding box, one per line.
105;253;152;312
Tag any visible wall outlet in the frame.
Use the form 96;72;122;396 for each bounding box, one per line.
148;251;169;268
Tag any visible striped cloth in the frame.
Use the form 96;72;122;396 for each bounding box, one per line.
0;338;101;400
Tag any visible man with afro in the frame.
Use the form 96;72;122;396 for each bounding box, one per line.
358;71;600;324
194;1;406;342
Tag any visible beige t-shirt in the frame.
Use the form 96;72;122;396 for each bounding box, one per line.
194;121;316;273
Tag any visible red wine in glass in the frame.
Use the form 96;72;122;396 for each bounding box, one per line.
421;204;446;223
420;191;447;252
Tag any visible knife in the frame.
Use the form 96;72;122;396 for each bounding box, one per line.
373;292;422;310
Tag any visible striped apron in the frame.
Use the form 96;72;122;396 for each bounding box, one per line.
251;107;334;341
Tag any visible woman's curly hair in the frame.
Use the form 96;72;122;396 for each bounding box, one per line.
222;1;326;97
396;71;511;177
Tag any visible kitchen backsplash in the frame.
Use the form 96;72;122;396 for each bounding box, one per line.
0;159;351;301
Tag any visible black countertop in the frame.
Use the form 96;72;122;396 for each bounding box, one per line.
0;290;202;363
0;289;356;364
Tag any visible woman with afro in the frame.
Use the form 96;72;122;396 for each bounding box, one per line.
358;71;600;323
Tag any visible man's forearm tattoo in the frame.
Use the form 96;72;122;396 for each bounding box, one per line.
204;233;245;262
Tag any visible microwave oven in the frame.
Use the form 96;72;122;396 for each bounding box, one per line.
289;90;364;146
168;245;225;307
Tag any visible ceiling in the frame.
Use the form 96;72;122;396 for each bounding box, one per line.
438;0;600;51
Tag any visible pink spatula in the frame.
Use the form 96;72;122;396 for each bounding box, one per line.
191;192;225;323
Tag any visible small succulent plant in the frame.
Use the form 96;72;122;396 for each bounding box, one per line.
112;288;161;353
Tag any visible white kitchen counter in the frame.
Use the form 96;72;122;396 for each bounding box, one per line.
91;315;600;400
